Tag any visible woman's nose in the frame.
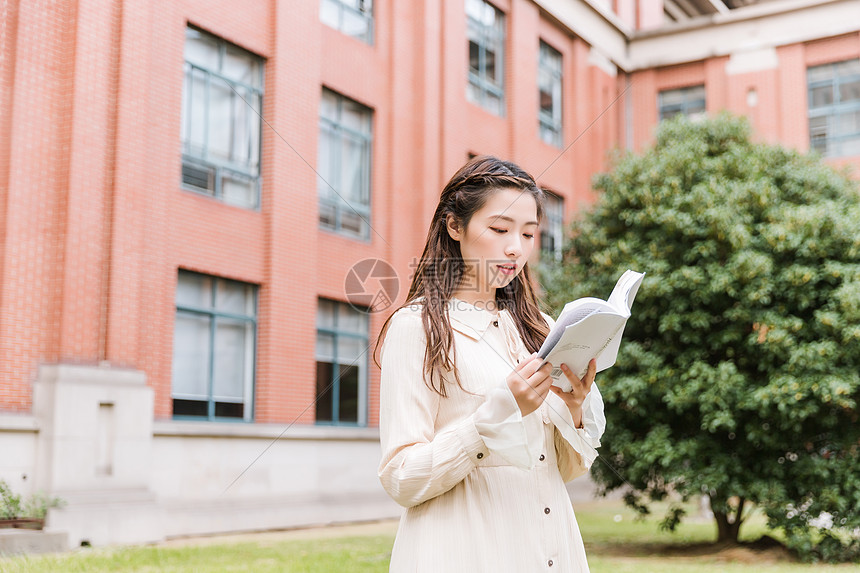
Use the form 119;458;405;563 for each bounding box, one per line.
505;237;523;257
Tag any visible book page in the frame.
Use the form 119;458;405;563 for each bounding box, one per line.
542;313;626;391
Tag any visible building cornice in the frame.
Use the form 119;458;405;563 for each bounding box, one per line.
534;0;859;73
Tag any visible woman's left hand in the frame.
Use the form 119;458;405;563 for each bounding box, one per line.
548;358;596;429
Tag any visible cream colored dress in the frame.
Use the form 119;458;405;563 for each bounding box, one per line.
378;299;605;573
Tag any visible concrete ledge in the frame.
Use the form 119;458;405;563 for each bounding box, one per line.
153;421;380;441
0;529;68;556
0;414;38;433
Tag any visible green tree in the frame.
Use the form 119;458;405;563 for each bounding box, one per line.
543;114;860;560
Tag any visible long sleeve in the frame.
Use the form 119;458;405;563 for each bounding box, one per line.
540;312;606;482
377;309;539;508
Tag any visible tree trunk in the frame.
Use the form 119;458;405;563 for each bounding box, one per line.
711;495;745;544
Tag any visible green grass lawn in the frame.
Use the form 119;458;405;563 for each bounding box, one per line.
2;501;858;572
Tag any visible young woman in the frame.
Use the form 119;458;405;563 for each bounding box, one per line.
375;156;605;572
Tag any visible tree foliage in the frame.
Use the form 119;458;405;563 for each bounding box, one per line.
543;114;860;561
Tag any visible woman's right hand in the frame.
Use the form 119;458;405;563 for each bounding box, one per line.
506;353;554;417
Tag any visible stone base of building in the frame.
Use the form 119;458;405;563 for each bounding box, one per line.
0;364;399;548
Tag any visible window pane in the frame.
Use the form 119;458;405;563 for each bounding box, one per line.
185;68;208;154
177;272;213;308
319;201;336;228
222;172;256;208
213;318;251;400
342;9;369;39
539;69;554;114
469;39;481;74
184;29;219;69
317;299;336;329
834;110;860;137
807;64;833;83
338;336;364;363
320;0;340;29
338;365;359;423
216;280;254;315
316;332;335;362
172;312;211;398
341;134;367;204
839;136;860;156
338;306;368;334
839;79;860;103
223;45;259;86
485;92;503;115
836;59;860;76
485;45;498;86
215;402;244;418
340;209;364;236
340;99;371;133
208;78;233;162
173;399;208;417
810;85;834;108
320;90;339;121
317;126;336;199
315;361;334;422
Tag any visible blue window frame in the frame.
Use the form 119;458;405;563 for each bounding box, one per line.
466;0;505;116
181;27;264;209
658;85;706;122
172;270;257;421
539;41;563;148
320;0;374;44
316;299;368;426
318;88;373;239
808;59;860;157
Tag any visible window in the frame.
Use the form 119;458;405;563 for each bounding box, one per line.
320;0;373;44
658;85;706;122
539;41;563;147
316;300;368;425
540;191;564;261
467;0;505;115
808;59;860;157
181;27;263;209
318;88;373;238
172;271;257;421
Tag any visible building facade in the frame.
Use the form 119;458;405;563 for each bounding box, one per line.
1;0;858;546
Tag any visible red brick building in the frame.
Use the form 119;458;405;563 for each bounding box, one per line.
1;0;858;545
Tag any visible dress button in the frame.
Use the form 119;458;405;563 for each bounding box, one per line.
544;507;551;514
492;320;499;327
477;453;484;459
539;454;545;461
548;559;554;567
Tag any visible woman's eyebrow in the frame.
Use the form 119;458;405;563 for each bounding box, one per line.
486;214;539;226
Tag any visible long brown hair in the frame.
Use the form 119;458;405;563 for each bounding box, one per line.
374;156;551;397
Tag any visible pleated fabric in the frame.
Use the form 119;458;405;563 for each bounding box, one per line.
378;299;605;573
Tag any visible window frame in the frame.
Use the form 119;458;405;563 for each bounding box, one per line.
466;0;506;116
315;299;369;427
807;58;860;158
658;84;706;122
181;26;264;210
171;270;258;423
538;40;563;148
318;88;374;240
540;190;564;262
320;0;374;44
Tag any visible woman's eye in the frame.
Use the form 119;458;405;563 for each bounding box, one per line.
490;227;507;234
523;234;534;239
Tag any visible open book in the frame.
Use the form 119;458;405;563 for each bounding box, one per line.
538;270;645;392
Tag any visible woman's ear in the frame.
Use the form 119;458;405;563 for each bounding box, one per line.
446;214;463;242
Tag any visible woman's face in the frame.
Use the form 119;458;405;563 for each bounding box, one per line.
447;187;539;299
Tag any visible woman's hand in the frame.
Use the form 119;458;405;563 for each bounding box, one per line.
506;353;554;417
549;359;596;429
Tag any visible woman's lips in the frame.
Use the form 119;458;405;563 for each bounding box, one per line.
497;264;517;275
